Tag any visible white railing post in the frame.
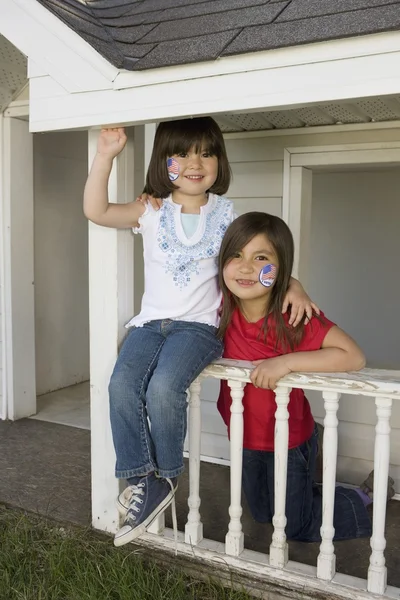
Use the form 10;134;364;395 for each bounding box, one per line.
269;386;290;568
317;391;340;580
368;396;393;595
185;378;203;545
225;379;245;556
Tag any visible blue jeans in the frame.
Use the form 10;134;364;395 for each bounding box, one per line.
109;319;223;480
242;424;372;541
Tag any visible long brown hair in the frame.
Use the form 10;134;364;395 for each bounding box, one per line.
144;117;231;198
218;212;306;350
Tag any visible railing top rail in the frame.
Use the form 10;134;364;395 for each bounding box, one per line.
202;359;400;398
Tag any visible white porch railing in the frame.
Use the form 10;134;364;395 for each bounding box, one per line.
131;360;400;599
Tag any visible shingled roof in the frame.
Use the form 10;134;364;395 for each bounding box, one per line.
37;0;400;71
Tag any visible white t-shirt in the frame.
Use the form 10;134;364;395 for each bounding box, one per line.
126;194;235;328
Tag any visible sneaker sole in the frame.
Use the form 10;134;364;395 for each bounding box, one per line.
114;490;176;547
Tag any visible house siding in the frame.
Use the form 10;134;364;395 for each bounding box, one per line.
33;131;89;395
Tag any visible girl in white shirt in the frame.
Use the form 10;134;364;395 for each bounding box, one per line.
84;117;315;547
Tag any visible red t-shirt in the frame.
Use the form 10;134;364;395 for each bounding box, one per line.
217;309;335;451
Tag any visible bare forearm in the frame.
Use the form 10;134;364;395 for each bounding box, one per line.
83;154;113;223
83;154;143;228
284;347;366;373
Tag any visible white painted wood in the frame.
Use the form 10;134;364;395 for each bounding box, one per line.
28;51;400;132
224;120;400;140
4;100;29;118
0;115;5;421
88;129;134;534
1;0;116;92
130;123;156;313
125;528;400;600
114;31;400;90
285;166;312;285
29;76;68;100
269;386;290;568
291;148;400;167
94;359;400;598
225;379;245;557
317;391;340;581
27;59;47;78
368;396;393;595
185;378;203;545
1;116;36;420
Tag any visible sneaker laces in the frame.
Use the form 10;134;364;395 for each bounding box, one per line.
165;477;178;555
124;482;145;523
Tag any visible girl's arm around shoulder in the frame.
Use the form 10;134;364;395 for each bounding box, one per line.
83;127;146;229
251;326;366;390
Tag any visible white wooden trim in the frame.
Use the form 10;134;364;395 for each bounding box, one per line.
1;116;36;419
287;141;400;154
286;166;312;285
1;0;117;92
291;149;400;167
114;30;400;90
281;149;291;224
4;100;29;118
0;115;6;420
28;50;400;132
223;120;400;139
88;129;135;534
125;528;400;600
282;140;400;290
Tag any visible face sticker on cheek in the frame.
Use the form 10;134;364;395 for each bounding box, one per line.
259;264;277;288
167;157;180;181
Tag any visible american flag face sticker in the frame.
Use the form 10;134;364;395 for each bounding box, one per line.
259;264;277;288
167;157;180;181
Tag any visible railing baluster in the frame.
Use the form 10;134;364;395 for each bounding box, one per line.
368;396;392;595
147;509;165;535
225;379;245;556
185;378;203;545
269;386;290;568
317;391;340;580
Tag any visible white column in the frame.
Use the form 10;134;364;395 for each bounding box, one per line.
0;115;36;420
269;386;290;568
185;378;203;545
132;124;156;313
368;396;392;595
225;379;245;556
283;161;312;286
88;129;134;534
317;391;340;581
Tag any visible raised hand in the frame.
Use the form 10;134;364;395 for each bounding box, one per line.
136;193;163;211
97;127;127;159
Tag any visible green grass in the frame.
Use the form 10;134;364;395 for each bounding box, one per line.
0;506;252;600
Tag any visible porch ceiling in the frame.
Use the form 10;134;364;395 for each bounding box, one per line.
0;35;27;113
215;95;400;132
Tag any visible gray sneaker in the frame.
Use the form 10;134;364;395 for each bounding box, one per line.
114;473;177;547
360;470;395;501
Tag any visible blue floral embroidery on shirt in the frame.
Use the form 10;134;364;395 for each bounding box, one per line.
157;197;233;289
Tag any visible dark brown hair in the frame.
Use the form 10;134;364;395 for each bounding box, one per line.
143;117;231;198
218;212;307;350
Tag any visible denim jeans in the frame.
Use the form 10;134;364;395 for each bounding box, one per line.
242;424;372;541
109;319;223;480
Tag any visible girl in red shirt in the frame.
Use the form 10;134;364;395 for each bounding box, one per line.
217;212;392;541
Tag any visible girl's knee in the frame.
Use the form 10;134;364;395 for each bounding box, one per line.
108;367;140;406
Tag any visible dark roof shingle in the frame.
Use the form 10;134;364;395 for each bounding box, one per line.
36;0;400;71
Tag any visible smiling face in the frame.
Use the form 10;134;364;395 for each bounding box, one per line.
168;147;219;197
223;233;279;314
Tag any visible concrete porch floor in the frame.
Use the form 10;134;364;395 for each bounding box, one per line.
1;418;400;587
